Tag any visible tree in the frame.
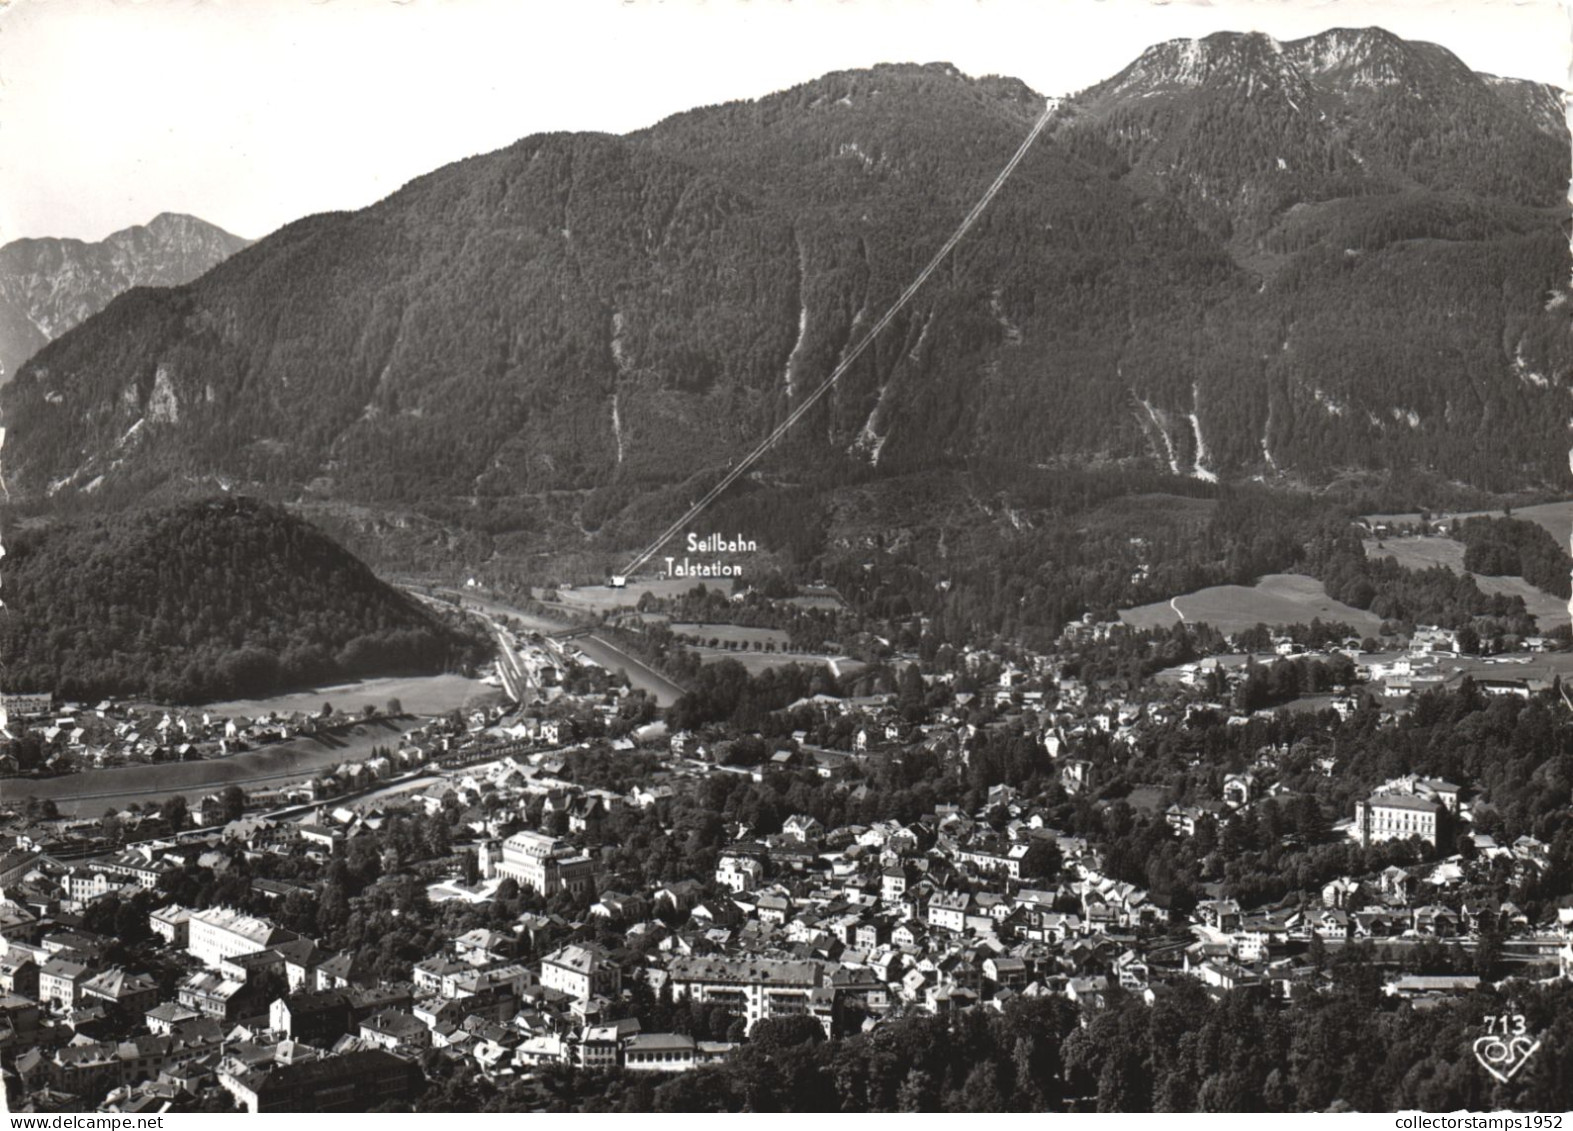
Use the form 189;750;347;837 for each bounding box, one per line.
13;732;45;773
220;784;246;823
387;697;404;716
1019;838;1063;882
160;794;189;830
1455;624;1481;656
749;1014;825;1054
23;796;58;821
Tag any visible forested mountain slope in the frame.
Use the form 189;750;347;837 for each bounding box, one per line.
2;30;1567;560
0;497;488;702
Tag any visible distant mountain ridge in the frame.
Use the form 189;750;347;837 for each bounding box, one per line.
0;212;249;383
2;30;1567;570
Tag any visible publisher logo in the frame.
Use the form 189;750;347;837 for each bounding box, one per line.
1473;1029;1541;1084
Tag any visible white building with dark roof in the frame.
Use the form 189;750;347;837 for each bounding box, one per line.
1354;792;1452;850
496;830;597;896
667;956;823;1034
540;944;618;1002
186;907;296;968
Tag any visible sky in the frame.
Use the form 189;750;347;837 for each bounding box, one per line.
0;0;1567;244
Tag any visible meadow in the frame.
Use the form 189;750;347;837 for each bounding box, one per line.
1120;573;1384;635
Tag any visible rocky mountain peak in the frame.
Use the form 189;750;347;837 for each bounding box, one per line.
1098;30;1312;102
1284;26;1479;94
0;213;248;383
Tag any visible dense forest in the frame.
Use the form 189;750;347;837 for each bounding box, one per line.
0;497;489;702
514;979;1573;1112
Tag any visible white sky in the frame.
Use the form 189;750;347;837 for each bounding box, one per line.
0;0;1568;244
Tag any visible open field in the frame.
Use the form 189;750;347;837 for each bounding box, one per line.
2;717;421;817
202;674;499;719
1364;500;1573;550
1362;535;1465;572
1120;573;1383;635
688;647;866;678
1362;536;1569;630
670;623;790;648
549;578;714;612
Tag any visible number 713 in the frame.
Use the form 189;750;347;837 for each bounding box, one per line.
1484;1014;1526;1035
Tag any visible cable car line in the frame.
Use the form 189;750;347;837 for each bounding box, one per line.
619;99;1057;580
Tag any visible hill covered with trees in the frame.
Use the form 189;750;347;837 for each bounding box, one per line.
0;497;489;702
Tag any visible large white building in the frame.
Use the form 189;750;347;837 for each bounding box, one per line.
1354;793;1451;850
187;907;295;968
496;831;597;896
667;956;823;1033
540;943;619;1002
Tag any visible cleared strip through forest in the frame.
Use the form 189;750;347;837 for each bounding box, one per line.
621;100;1059;578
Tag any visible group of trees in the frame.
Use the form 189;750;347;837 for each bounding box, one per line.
666;659;842;732
492;976;1573;1113
1232;653;1358;713
1457;514;1572;599
0;497;489;703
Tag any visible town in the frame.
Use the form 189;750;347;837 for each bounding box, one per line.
2;585;1572;1113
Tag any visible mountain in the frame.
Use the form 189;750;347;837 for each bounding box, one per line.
0;496;489;702
0;212;249;383
2;30;1567;574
